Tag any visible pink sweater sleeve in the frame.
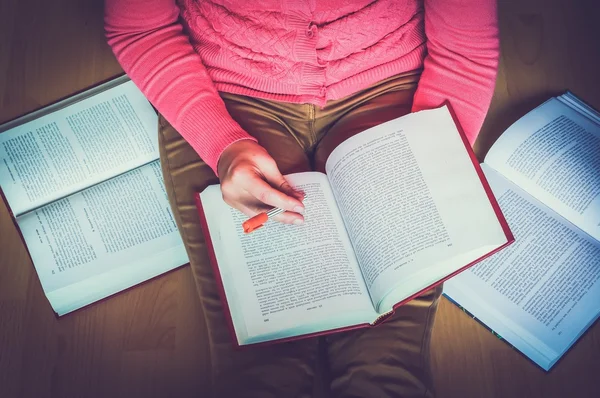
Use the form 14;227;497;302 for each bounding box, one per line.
412;0;500;145
104;0;255;175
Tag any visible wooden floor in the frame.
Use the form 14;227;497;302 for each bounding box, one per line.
1;0;599;397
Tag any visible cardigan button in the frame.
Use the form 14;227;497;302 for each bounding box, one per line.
306;23;317;38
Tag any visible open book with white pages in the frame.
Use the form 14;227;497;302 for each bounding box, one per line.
444;92;600;371
196;106;514;347
0;76;189;316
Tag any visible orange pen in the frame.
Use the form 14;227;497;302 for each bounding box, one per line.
242;207;285;233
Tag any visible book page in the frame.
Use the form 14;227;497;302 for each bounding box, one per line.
325;107;509;312
16;161;188;315
200;172;377;345
485;98;600;241
444;165;600;371
0;80;158;216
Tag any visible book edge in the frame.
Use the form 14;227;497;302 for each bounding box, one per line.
195;191;242;348
442;292;555;372
445;102;515;244
0;74;130;133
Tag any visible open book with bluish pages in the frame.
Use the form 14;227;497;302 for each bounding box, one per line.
0;76;189;316
444;92;600;371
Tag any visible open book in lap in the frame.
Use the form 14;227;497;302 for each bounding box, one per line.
197;106;513;346
0;76;188;316
444;92;600;371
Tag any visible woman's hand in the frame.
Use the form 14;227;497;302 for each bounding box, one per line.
217;140;305;224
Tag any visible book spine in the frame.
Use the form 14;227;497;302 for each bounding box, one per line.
443;293;560;372
442;293;504;341
370;309;395;326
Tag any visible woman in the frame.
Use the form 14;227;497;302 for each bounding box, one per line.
105;1;499;396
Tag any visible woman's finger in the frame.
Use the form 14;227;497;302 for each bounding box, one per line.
241;174;304;212
260;161;306;203
236;193;304;225
271;211;304;224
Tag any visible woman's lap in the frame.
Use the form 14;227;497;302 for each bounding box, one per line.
158;112;317;398
158;71;440;398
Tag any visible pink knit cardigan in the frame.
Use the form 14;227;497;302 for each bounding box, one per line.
105;0;499;174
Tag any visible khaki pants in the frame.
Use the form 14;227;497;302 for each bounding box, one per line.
158;71;442;398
